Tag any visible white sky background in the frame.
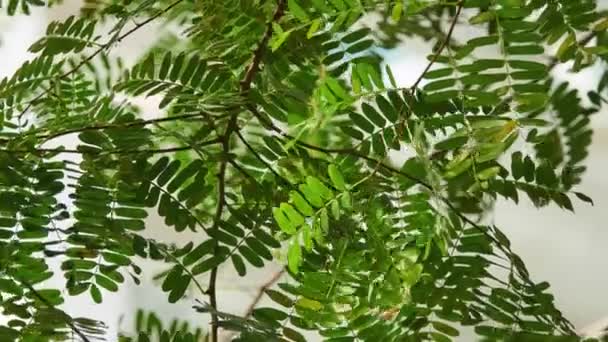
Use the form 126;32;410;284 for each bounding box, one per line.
1;1;608;340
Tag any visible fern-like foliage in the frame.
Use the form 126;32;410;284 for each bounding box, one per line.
0;0;606;340
118;309;204;342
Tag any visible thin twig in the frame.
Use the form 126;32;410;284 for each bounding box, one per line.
244;270;285;317
239;1;286;93
410;2;463;90
223;269;286;341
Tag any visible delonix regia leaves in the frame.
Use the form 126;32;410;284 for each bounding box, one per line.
0;0;605;340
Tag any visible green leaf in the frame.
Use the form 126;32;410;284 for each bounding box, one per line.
95;274;118;292
253;307;288;322
162;265;182;292
361;103;386;127
90;284;102;304
328;164;347;191
231;254;246;276
287;238;302;273
239;246;264;268
290;191;314;216
159;52;172;79
281;203;305;227
391;2;403;22
265;289;293;307
183;240;214;266
288;0;309;22
523;156;535;182
349;112;375;133
432;321;459;337
295;297;323;310
246;237;273;261
283;327;306;342
307;19;321;38
469;11;495;24
273;207;296;234
0;279;22;296
306;176;332;200
191;256;223;275
574;192;593;205
168;275;190;303
435;136;468;151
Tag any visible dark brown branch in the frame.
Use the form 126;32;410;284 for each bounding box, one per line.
239;0;286;93
410;2;463;90
18;0;185;119
207;2;286;341
206;116;233;342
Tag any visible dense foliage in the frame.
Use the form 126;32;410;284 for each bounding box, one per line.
0;0;606;340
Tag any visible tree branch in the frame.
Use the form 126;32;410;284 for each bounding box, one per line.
239;0;286;93
207;2;286;341
222;269;285;341
207;118;232;342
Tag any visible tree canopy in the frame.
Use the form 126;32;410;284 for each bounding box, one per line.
0;0;606;341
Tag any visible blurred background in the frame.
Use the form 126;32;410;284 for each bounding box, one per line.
0;0;607;340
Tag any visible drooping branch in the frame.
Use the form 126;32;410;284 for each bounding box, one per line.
487;30;599;116
239;111;513;259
